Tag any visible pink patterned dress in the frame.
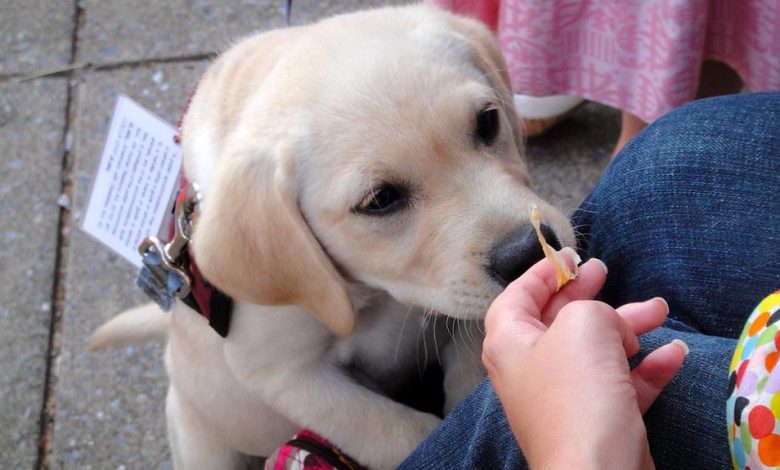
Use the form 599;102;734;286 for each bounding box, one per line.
430;0;780;122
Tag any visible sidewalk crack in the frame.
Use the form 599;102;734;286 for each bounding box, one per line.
35;1;84;469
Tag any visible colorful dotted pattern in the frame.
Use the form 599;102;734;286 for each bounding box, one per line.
728;291;780;469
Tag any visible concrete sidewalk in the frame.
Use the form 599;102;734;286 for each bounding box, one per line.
0;1;615;467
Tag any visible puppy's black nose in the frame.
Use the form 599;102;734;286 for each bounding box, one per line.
488;224;561;287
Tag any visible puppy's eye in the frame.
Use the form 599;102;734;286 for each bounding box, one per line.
476;106;500;146
355;184;408;216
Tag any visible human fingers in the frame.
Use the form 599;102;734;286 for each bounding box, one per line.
616;297;670;337
539;258;608;326
631;340;689;414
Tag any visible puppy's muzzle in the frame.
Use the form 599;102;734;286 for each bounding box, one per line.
487;224;562;287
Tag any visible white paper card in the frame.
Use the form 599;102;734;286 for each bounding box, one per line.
82;95;181;267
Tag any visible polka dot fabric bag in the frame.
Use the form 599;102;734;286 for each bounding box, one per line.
728;291;780;469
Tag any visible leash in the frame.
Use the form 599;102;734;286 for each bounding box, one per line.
285;0;293;26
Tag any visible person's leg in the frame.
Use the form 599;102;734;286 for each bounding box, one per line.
612;110;647;157
401;93;780;469
696;60;744;100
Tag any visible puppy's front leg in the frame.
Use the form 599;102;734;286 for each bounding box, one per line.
264;364;440;469
223;306;439;468
167;385;247;470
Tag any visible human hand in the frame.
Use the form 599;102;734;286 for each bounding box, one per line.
482;248;688;469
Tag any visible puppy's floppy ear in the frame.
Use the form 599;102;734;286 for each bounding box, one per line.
444;14;525;151
191;145;355;336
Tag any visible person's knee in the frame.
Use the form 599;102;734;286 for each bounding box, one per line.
574;92;779;260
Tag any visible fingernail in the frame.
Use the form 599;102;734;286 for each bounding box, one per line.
590;257;608;274
671;339;689;356
654;296;670;315
561;247;582;266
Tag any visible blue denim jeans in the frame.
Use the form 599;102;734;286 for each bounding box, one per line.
399;92;780;469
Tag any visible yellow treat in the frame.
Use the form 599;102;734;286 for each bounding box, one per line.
530;205;578;290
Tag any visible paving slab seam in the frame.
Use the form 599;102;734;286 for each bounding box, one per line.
35;1;84;468
89;53;217;73
0;53;217;85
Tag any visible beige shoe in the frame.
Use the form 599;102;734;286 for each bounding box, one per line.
514;95;584;137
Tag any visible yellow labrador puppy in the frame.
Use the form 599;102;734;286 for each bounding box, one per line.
91;4;575;469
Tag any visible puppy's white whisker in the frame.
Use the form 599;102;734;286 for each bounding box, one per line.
420;310;433;377
475;318;485;336
452;318;464;359
443;315;460;360
446;316;456;343
459;321;472;362
578;200;599;209
415;310;427;379
464;317;476;345
394;305;415;364
431;310;442;367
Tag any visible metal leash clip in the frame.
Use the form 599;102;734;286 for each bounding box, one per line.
138;183;202;300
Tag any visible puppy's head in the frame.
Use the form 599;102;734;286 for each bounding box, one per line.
187;6;575;335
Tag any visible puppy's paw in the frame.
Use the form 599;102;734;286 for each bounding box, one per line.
412;411;442;440
353;411;440;470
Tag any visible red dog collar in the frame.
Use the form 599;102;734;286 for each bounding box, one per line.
171;176;233;337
